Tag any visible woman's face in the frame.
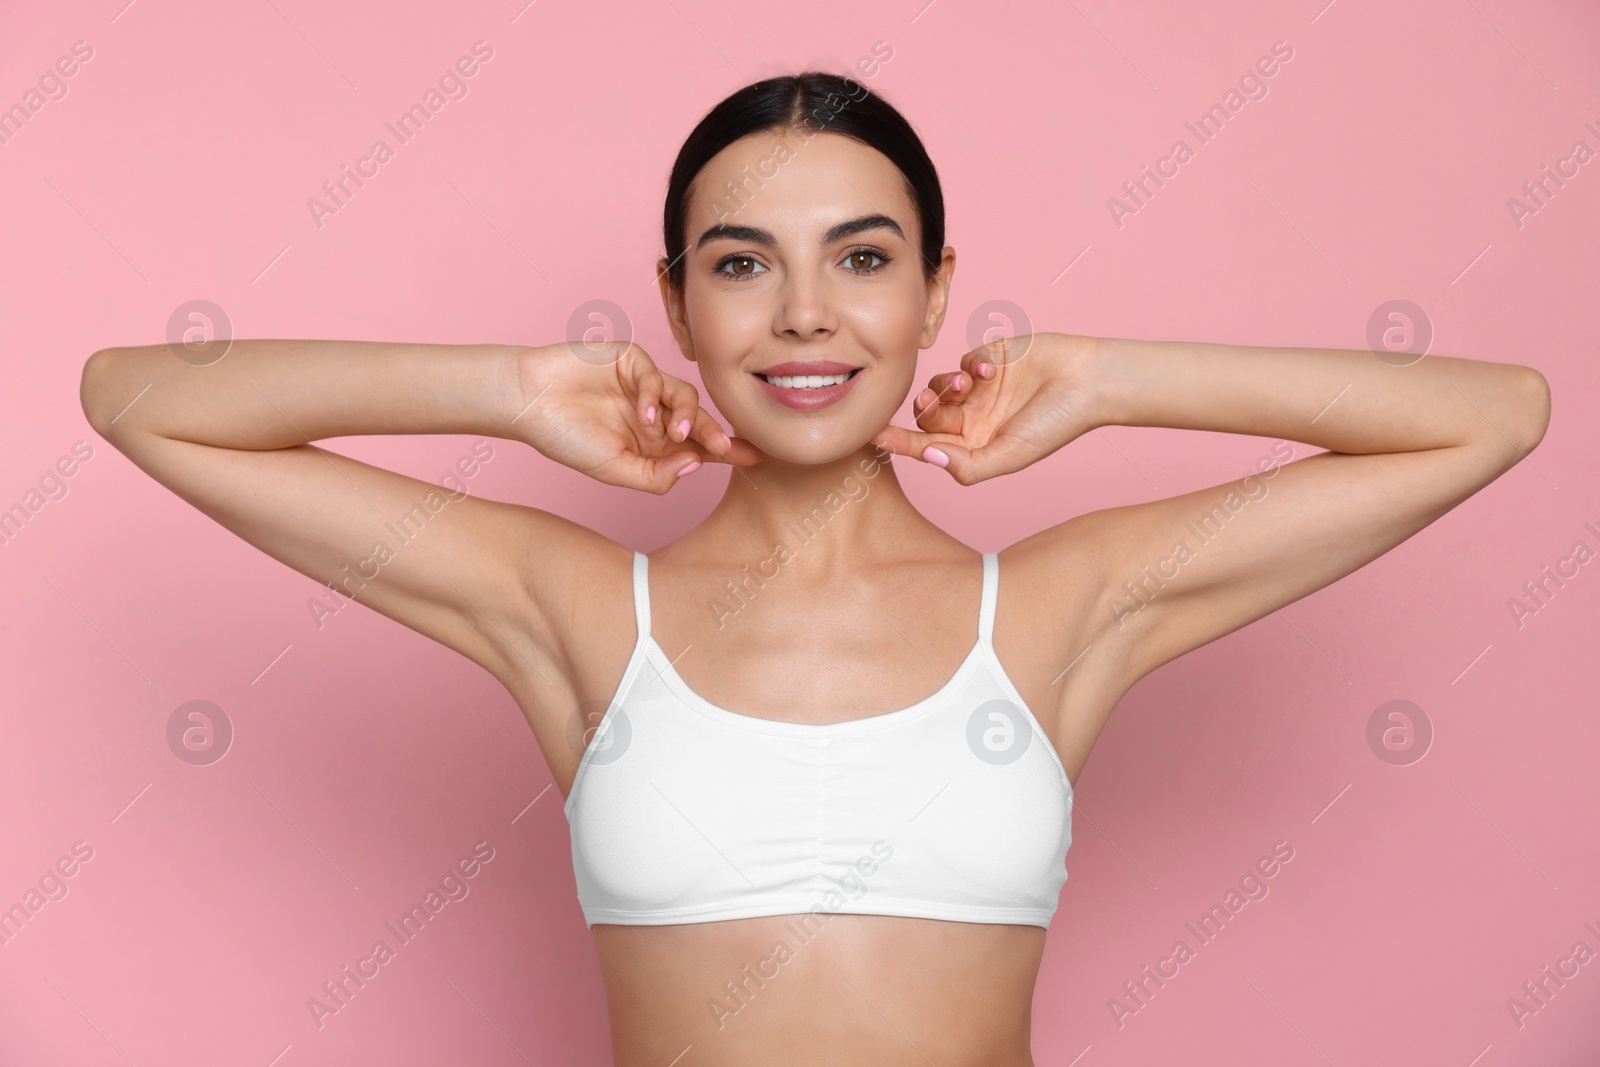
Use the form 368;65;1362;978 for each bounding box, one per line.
659;129;955;464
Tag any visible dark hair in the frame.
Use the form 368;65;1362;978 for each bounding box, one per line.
661;71;944;292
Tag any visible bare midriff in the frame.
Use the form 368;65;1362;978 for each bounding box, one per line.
590;912;1045;1066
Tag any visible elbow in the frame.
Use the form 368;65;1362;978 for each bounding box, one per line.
1514;366;1552;454
80;347;129;434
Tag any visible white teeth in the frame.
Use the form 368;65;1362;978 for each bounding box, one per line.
762;372;852;389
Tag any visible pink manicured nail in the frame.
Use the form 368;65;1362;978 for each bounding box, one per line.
678;417;692;439
677;460;702;477
976;361;992;377
923;446;949;467
646;404;656;424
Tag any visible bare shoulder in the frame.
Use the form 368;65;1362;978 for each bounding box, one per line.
993;514;1125;785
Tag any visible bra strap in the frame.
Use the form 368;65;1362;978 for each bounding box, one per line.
978;552;999;646
632;551;652;642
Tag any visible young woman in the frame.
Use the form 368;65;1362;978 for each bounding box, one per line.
81;72;1548;1065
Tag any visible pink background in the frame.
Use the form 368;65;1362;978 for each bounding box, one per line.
2;0;1597;1063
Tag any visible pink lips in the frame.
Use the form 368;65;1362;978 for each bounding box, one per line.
751;362;863;411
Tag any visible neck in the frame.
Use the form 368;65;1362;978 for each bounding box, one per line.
690;445;940;575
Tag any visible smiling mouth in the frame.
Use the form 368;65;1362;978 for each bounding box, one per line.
754;368;863;389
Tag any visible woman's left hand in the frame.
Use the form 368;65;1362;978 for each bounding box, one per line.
871;332;1100;485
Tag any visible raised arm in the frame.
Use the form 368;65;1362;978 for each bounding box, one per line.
1029;334;1550;698
80;340;566;688
78;338;739;694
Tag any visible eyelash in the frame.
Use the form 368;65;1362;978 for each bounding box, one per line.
712;246;893;281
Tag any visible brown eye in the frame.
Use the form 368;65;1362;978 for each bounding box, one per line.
716;255;766;280
845;249;889;272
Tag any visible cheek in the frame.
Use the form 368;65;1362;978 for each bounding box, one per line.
849;302;912;341
842;284;928;396
684;289;764;356
844;279;927;343
852;307;919;350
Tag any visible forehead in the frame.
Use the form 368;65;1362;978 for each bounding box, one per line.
687;130;918;240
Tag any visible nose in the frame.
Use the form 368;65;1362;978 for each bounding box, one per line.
774;267;837;340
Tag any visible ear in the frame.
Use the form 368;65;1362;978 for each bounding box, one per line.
918;246;957;350
657;256;697;363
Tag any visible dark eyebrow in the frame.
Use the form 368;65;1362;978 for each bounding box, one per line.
694;213;906;252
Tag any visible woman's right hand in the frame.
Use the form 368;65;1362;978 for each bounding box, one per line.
509;340;764;493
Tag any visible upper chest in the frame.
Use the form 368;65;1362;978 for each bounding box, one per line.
638;550;1097;732
654;572;973;723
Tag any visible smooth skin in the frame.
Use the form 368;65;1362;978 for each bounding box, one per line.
81;129;1550;1066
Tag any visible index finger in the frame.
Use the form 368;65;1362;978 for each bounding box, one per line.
653;376;727;456
656;375;766;466
961;334;1029;380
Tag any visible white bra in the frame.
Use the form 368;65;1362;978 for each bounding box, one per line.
564;551;1074;929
